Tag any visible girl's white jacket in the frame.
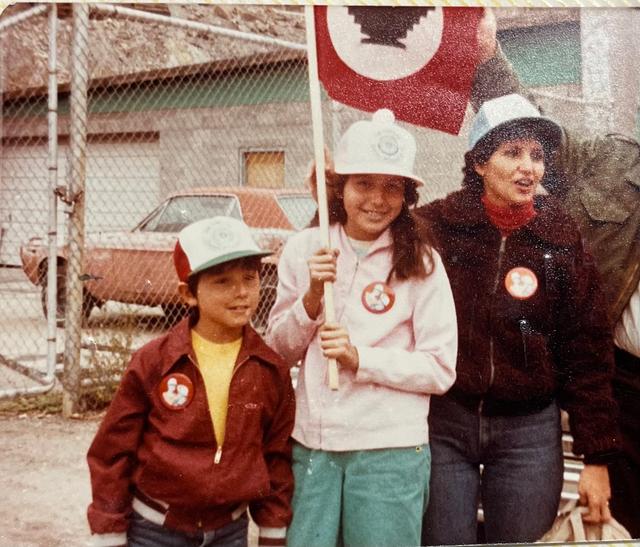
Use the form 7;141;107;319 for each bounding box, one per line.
265;223;458;451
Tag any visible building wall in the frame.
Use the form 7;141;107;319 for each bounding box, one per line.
498;11;640;139
3;9;640;266
155;101;315;196
500;21;581;89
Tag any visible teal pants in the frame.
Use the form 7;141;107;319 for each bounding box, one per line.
287;442;431;547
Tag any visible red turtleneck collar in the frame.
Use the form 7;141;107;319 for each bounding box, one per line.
481;194;536;236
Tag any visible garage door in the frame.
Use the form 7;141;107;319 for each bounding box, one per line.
84;140;160;233
0;138;160;266
0;143;56;266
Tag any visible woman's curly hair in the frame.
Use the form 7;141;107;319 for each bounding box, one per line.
462;122;558;190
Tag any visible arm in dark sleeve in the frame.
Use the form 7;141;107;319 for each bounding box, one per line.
553;241;621;459
249;371;296;547
555;130;640;195
87;352;150;538
470;43;528;112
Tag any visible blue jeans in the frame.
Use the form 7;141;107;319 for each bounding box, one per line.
127;511;249;547
422;396;563;545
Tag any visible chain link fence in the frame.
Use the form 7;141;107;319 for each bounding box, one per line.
0;4;320;408
15;5;634;407
1;4;475;408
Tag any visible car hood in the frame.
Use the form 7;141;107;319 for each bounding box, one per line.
84;226;295;252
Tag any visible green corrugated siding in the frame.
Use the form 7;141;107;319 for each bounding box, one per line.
3;63;310;117
91;63;310;113
499;21;581;87
0;22;590;117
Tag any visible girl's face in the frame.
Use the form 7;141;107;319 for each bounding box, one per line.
342;174;406;241
474;138;545;207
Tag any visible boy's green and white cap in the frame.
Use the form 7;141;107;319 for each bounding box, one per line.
468;93;562;152
333;109;425;187
173;216;270;282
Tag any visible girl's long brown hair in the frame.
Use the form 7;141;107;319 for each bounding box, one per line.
309;174;434;282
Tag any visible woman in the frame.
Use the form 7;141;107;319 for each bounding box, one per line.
266;109;457;547
416;93;620;544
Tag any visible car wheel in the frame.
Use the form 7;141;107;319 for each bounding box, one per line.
161;303;189;325
40;262;96;326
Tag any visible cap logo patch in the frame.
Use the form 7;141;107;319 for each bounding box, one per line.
361;281;395;313
373;130;401;161
505;267;538;300
159;373;194;410
203;223;238;252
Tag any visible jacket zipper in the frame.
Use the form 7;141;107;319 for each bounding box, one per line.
519;319;530;369
213;355;251;465
480;236;507;415
339;256;360;322
189;353;250;465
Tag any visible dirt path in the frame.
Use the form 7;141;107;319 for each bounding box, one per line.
0;414;100;547
0;412;260;547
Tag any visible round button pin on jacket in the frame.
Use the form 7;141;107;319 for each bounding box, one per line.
159;373;194;410
361;281;396;314
505;267;538;300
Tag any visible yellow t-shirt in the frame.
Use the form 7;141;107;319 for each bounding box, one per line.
191;330;242;446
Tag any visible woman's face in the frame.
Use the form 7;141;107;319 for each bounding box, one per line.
342;174;406;241
475;138;545;207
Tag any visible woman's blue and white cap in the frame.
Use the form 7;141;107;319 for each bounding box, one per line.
173;216;271;282
468;93;562;153
333;109;425;187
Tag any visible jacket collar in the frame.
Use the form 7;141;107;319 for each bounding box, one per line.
161;316;285;376
525;198;577;246
438;187;577;246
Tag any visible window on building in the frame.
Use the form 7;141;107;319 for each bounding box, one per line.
243;150;285;188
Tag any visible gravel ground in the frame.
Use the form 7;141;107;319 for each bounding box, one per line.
0;413;99;547
0;412;260;547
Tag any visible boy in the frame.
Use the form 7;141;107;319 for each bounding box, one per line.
87;216;295;547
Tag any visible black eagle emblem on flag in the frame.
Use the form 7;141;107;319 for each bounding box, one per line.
348;7;435;49
314;6;483;134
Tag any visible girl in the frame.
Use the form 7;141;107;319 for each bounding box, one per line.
417;94;620;544
266;109;458;547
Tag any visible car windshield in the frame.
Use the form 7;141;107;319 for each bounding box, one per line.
140;195;242;232
276;195;317;231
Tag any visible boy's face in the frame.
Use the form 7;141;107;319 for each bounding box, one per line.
179;263;261;339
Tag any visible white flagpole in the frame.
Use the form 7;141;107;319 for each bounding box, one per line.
305;5;339;390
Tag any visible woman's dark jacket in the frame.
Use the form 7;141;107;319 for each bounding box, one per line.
416;187;620;458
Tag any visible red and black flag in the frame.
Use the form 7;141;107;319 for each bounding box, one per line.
314;6;483;135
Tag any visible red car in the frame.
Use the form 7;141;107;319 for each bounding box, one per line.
20;187;316;328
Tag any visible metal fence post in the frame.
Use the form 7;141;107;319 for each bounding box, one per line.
62;3;89;417
45;3;59;386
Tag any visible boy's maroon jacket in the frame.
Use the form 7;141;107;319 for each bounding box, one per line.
87;317;295;535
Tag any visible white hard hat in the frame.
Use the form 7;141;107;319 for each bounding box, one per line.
468;94;562;153
333;109;425;187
